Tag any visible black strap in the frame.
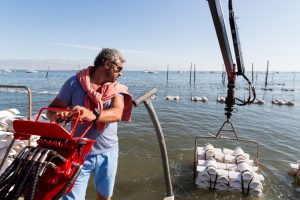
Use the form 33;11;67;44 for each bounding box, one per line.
246;176;254;195
294;165;300;184
207;171;218;190
241;169;254;195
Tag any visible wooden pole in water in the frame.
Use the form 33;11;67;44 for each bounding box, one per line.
251;63;254;83
46;67;49;79
221;64;225;84
265;60;269;88
293;71;296;82
189;62;192;85
193;64;196;84
293;71;296;89
166;65;169;85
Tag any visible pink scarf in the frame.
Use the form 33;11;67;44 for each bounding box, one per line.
76;66;132;131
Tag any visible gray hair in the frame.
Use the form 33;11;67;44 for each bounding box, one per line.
94;48;125;67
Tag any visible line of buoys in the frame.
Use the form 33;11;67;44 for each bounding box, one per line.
161;94;296;106
248;86;295;92
262;87;273;91
272;99;295;106
191;96;208;102
281;88;294;91
164;95;180;101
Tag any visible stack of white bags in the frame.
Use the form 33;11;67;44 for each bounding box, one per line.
195;143;264;196
0;108;35;175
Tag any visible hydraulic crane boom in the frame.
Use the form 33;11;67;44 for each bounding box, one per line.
208;0;255;121
207;0;236;84
207;0;256;138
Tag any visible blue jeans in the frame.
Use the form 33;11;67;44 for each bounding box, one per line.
62;148;119;200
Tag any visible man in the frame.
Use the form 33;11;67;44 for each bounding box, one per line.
47;48;132;200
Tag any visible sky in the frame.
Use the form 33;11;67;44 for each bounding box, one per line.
0;0;300;71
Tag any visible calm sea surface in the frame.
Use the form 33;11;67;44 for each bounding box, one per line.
0;70;299;199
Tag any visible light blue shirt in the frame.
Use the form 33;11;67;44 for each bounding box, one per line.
57;75;118;154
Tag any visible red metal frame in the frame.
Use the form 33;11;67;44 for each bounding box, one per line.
12;107;95;199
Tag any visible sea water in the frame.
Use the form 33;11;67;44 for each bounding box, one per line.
0;70;299;199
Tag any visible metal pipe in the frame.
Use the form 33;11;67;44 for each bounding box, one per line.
143;99;173;197
0;85;32;120
132;88;157;106
133;88;174;199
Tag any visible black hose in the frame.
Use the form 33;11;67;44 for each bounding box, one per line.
25;161;44;200
10;149;43;200
0;147;30;185
26;149;52;200
0;156;31;199
4;165;29;199
0;148;32;198
235;74;256;106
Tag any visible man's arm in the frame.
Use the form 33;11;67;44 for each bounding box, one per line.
70;95;124;123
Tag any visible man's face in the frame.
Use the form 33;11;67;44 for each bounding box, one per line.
106;58;123;82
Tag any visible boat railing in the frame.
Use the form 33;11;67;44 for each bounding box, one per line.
0;85;32;120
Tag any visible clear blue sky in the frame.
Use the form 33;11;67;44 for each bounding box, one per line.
0;0;299;71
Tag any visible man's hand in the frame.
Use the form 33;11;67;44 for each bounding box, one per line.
47;110;70;123
47;97;69;122
69;106;96;122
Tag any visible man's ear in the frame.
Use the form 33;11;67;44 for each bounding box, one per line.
104;60;110;69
